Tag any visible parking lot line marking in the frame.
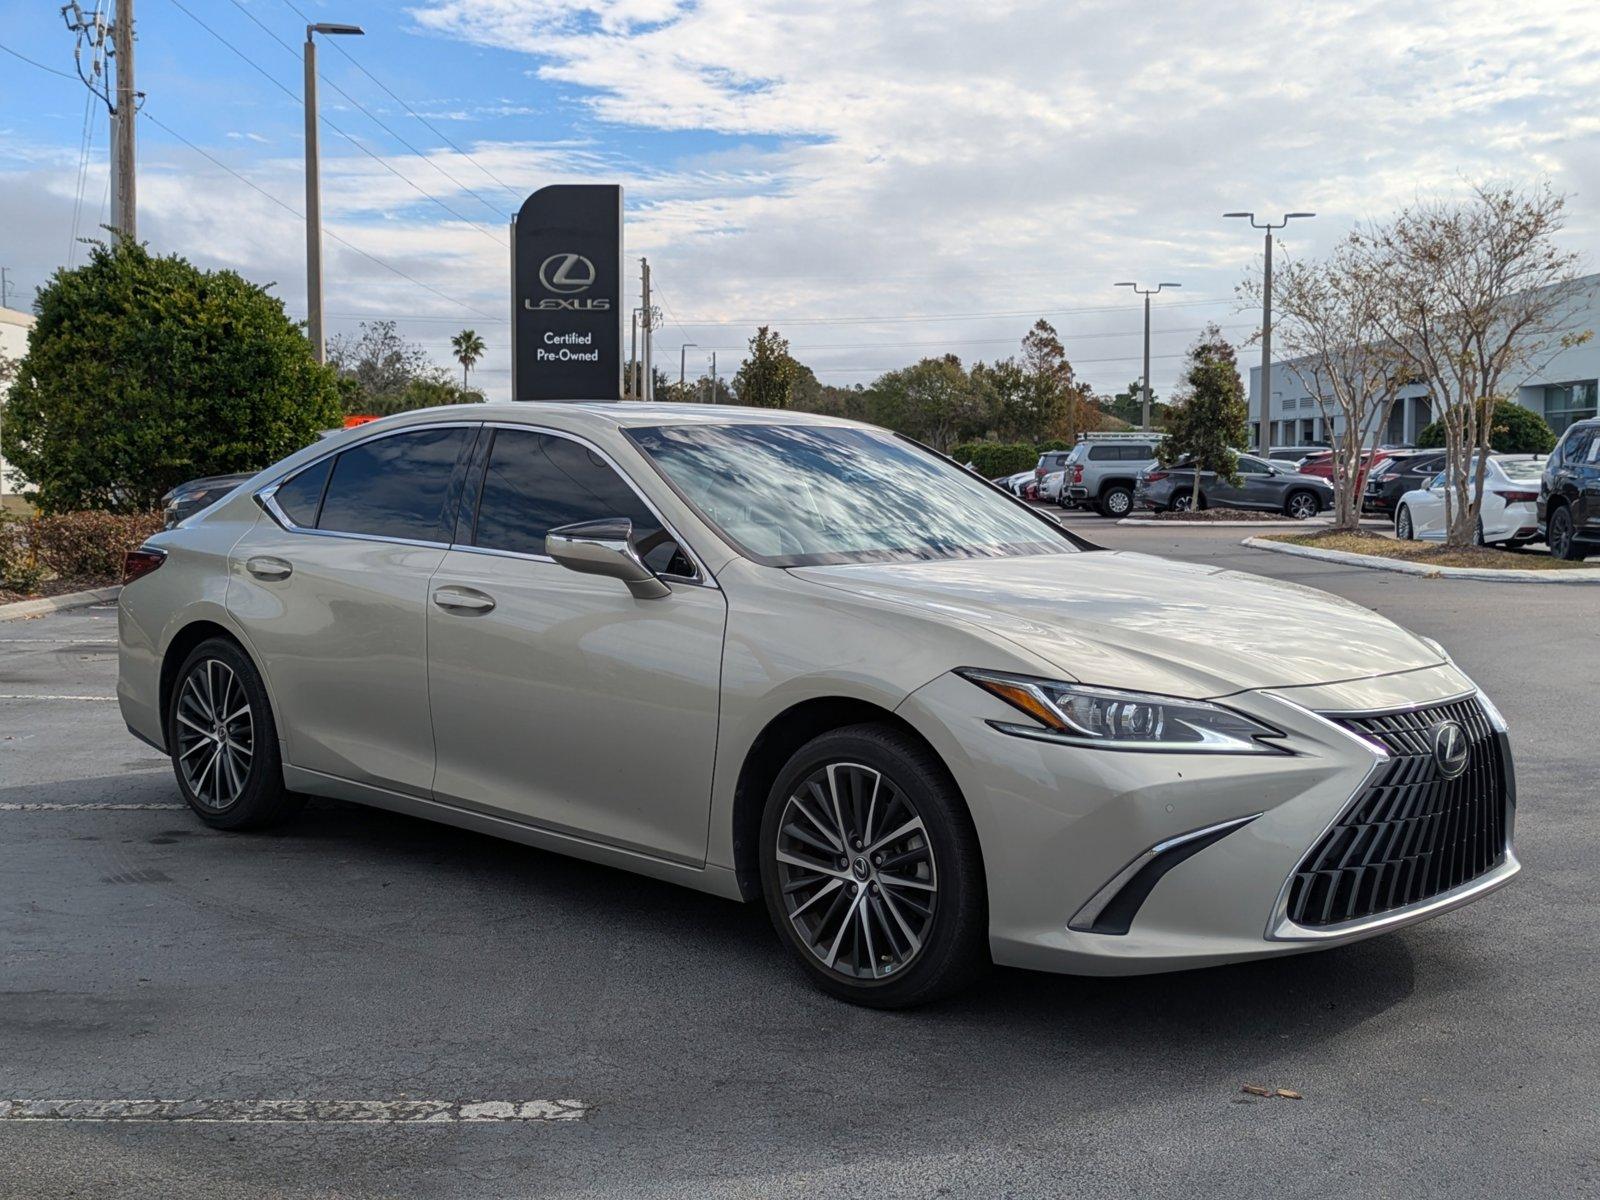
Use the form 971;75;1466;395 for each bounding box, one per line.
0;1099;589;1123
0;694;118;702
0;803;186;811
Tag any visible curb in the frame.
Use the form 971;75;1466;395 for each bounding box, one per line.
1240;538;1600;584
0;586;121;622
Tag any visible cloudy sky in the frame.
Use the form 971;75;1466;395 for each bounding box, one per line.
3;0;1598;400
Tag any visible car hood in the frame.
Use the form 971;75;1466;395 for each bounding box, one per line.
790;550;1443;699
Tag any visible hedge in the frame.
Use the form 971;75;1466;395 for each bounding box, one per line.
949;442;1050;478
1;510;163;591
1415;400;1556;454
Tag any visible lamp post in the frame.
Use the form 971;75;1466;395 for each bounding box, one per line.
679;343;698;389
304;21;365;364
1114;281;1181;430
1224;211;1314;454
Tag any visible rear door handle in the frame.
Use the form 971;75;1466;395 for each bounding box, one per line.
245;556;293;581
432;586;496;614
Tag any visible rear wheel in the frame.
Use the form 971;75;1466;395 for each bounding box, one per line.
1170;491;1201;512
1396;505;1414;540
1548;505;1586;561
759;725;988;1008
1100;485;1133;518
167;638;302;830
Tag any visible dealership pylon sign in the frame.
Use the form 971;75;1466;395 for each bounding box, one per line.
511;184;623;401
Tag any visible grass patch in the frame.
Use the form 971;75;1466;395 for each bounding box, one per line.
1261;529;1594;571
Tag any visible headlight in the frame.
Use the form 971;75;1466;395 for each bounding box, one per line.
958;669;1288;754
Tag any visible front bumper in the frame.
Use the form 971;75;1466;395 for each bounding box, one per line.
897;662;1517;975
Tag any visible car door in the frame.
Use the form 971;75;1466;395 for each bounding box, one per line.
1411;471;1448;539
228;423;478;796
1579;431;1600;534
426;425;727;866
1215;455;1271;509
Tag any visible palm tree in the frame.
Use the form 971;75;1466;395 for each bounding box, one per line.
451;329;486;389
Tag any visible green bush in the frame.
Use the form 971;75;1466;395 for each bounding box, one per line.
949;442;1041;478
1415;400;1556;454
1;239;343;513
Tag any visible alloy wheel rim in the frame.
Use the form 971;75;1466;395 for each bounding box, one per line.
774;762;937;981
1553;513;1571;555
1398;510;1411;539
1107;491;1130;515
1290;494;1317;519
175;659;254;810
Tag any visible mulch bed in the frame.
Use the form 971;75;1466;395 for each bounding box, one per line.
1141;507;1299;523
1264;529;1587;571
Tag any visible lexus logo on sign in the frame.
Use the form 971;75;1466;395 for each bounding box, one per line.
1431;720;1470;779
539;253;597;294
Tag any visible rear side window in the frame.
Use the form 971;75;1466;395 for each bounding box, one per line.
1088;445;1118;461
470;429;692;576
317;426;472;542
272;457;332;527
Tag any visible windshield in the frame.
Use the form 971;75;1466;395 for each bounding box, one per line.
627;424;1077;567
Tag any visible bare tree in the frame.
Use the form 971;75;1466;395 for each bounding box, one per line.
1242;239;1408;530
1352;184;1591;546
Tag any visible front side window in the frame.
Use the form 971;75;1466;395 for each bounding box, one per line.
317;426;471;542
469;429;693;576
627;424;1076;568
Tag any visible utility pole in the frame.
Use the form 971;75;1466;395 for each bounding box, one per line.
111;0;136;241
628;309;639;399
0;268;13;311
710;351;717;404
679;343;698;388
303;22;364;364
1114;281;1181;430
639;258;653;402
1224;211;1315;454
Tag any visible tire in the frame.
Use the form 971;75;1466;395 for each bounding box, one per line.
1473;518;1486;547
1170;492;1192;512
166;637;303;831
1396;505;1414;541
1548;505;1586;561
1100;486;1133;518
759;724;989;1008
1285;490;1321;521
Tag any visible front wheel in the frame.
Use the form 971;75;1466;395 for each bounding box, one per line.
1396;506;1414;541
1548;506;1586;561
1285;490;1321;520
167;638;302;830
759;725;988;1008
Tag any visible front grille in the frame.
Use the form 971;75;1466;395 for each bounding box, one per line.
1285;696;1509;928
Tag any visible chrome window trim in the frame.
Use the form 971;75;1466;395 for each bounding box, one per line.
1262;688;1513;942
254;418;717;589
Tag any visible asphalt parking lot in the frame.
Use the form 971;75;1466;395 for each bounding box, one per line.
2;523;1596;1199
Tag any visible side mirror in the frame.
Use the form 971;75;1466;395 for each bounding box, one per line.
546;518;671;600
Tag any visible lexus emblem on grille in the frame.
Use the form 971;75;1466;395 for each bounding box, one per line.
1431;720;1470;779
538;253;597;294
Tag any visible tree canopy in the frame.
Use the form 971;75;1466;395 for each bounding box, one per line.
1;239;342;513
733;326;800;408
1159;325;1249;507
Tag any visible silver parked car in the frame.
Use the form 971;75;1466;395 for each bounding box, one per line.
118;404;1518;1007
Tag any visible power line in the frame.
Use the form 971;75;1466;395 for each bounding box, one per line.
0;39;77;79
276;0;525;205
166;0;507;248
616;297;1237;328
222;0;510;224
138;107;498;320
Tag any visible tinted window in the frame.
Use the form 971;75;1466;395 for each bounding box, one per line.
1088;445;1118;461
471;429;691;576
318;427;471;542
273;457;332;527
1236;456;1269;475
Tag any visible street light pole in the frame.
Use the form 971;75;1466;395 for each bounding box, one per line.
680;343;698;388
1114;281;1181;430
1224;210;1314;454
303;21;364;365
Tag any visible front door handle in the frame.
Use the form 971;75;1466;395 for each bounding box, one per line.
432;586;496;614
246;556;293;581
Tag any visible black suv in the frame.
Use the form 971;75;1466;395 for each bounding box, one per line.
1363;449;1446;518
1540;417;1600;560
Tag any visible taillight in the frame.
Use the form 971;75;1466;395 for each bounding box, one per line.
123;548;167;584
1495;490;1538;503
1071;465;1083;483
1145;470;1169;482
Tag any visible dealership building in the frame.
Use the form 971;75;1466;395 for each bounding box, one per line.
0;305;35;501
1248;272;1600;450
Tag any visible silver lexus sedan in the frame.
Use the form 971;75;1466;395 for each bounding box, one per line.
117;403;1519;1007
